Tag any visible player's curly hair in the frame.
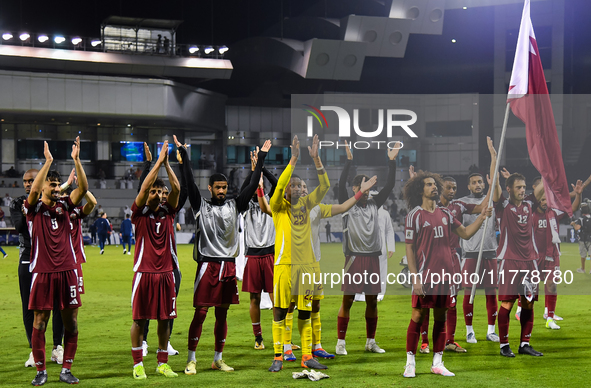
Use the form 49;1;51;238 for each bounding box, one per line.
46;170;61;182
403;171;443;210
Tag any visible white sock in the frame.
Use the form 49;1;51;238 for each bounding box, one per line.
487;325;496;335
214;351;222;362
544;307;548;315
500;343;509;349
61;368;70;374
516;306;522;314
133;362;143;367
158;362;164;366
187;350;196;363
406;351;415;365
432;351;443;365
337;339;346;346
366;338;376;346
313;343;322;350
466;325;474;335
520;342;529;348
283;343;292;352
132;346;142;351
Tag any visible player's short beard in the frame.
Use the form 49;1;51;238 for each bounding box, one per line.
472;189;484;198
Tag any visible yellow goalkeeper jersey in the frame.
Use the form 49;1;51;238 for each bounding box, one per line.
270;164;330;266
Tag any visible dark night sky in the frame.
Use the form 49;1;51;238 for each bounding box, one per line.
1;0;590;97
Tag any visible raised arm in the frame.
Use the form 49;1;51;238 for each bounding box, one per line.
137;142;153;194
164;150;180;209
338;140;353;204
60;168;76;194
373;142;402;208
534;177;545;202
571;179;583;212
175;151;188;210
330;176;377;216
174;135;201;210
236;140;271;212
304;135;330;208
69;137;88;205
135;140;167;207
263;167;278;198
270;136;299;212
488;137;502;203
257;175;272;216
28;142;53;206
82;191;97;215
453;206;492;239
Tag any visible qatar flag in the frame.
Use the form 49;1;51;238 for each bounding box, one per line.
507;0;572;216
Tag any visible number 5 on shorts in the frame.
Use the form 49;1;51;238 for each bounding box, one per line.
70;285;77;298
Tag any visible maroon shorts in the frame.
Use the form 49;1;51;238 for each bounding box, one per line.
498;259;539;301
412;283;452;309
461;258;498;288
242;254;274;293
536;256;560;275
131;272;177;321
29;270;82;311
193;261;239;307
341;255;381;295
76;264;85;294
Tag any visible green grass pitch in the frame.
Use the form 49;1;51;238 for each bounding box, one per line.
1;242;590;387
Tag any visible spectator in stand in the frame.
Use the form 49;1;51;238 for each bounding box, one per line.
0;181;5;188
6;166;18;178
3;193;13;206
98;169;106;180
13;181;19;188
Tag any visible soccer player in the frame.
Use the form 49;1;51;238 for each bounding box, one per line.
139;144;187;357
25;138;88;386
403;171;491;378
11;169;67;368
129;140;180;380
94;213;110;254
488;141;545;358
120;214;133;255
265;176;377;362
177;135;271;374
268;135;330;373
335;140;400;356
239;149;278;350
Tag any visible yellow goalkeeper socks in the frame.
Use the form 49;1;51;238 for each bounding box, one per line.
311;312;321;347
298;318;312;356
272;319;285;356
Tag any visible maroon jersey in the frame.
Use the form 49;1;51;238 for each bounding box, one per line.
70;205;89;264
441;200;476;249
25;196;77;273
405;206;462;282
495;193;538;261
131;201;177;273
533;207;566;260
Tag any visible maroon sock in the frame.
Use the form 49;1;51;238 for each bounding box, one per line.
517;298;522;308
420;310;430;345
157;349;168;365
365;316;378;339
214;307;228;353
498;306;510;344
546;295;557;318
131;348;143;365
188;309;208;351
406;319;421;354
32;327;46;372
432;320;446;353
252;322;262;337
463;293;474;325
545;292;549;311
337;316;349;340
62;330;78;370
520;308;533;343
445;309;457;345
485;293;498;325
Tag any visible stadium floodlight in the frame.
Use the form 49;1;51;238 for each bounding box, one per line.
71;37;82;45
204;46;214;54
38;34;49;43
54;36;66;44
218;45;229;54
188;45;199;54
19;33;30;41
2;32;13;40
91;39;101;47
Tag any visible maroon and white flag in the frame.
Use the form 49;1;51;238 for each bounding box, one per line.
507;0;572;217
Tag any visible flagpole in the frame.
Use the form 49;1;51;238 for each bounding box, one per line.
470;102;511;305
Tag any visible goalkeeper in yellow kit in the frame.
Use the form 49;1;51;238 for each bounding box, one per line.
268;135;329;372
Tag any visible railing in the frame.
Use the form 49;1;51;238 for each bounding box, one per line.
0;32;228;59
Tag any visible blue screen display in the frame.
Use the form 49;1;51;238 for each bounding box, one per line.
120;142;144;162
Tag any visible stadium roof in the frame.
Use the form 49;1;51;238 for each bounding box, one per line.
101;16;183;31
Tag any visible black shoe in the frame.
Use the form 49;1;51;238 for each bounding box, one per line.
500;345;515;357
302;357;328;370
268;359;283;372
32;371;48;386
59;370;79;384
518;344;543;356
